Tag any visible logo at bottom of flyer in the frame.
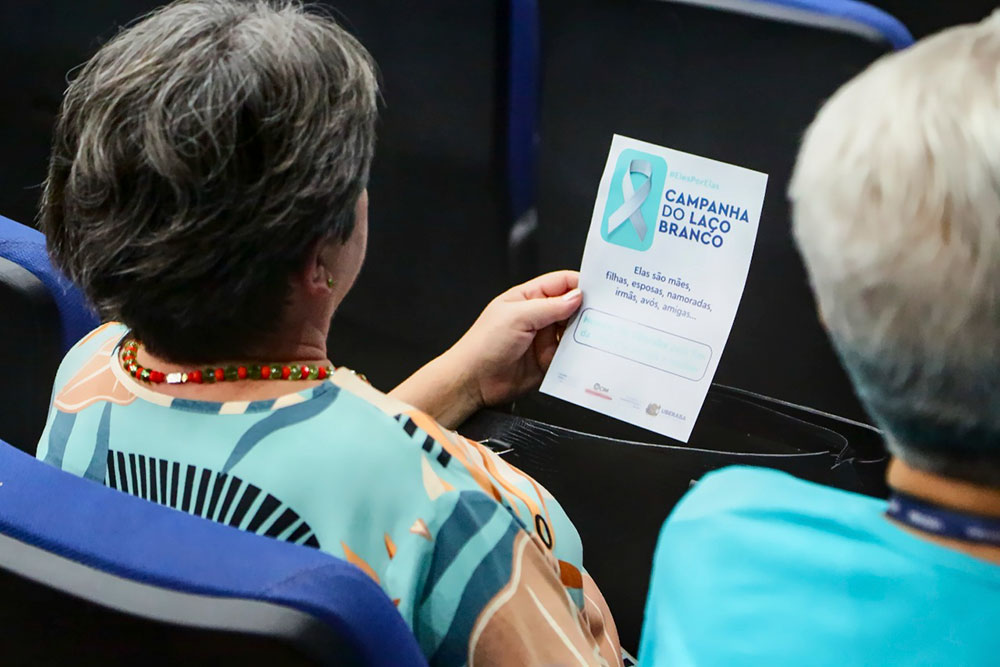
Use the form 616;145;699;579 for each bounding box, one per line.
584;382;612;401
644;403;688;421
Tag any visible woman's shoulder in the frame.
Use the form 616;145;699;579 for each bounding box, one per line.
60;322;128;371
328;368;420;423
49;322;129;400
322;372;516;501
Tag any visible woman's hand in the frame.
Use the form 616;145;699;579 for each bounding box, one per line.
390;271;582;429
452;270;583;406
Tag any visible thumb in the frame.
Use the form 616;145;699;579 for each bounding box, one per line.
512;288;583;331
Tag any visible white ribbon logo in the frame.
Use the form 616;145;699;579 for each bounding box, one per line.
607;159;653;241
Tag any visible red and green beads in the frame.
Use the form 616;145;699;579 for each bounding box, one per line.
119;339;333;385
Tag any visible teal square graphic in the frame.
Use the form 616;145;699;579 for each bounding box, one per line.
600;148;667;251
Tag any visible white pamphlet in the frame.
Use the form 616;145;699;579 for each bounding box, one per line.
540;135;768;442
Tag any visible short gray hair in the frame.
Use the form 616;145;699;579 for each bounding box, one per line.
41;0;378;362
790;13;1000;485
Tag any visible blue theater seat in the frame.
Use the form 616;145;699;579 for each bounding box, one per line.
0;438;426;665
733;0;913;48
0;215;98;452
0;216;95;360
869;0;997;39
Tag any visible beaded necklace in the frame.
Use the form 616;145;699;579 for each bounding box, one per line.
118;338;334;385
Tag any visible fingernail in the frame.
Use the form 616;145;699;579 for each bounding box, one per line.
562;288;582;301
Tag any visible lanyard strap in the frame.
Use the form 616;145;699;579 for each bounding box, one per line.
887;492;1000;547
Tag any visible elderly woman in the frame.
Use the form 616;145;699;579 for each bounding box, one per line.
639;13;1000;666
36;1;620;664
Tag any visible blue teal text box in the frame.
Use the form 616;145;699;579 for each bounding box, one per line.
600;148;667;252
573;308;712;381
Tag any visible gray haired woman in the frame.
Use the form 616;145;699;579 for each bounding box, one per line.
36;1;620;664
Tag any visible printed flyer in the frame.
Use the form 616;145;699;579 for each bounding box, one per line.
541;134;768;442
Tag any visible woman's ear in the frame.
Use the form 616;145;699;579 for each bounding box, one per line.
298;235;337;295
297;190;368;298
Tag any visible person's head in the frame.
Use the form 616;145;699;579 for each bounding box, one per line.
790;13;1000;486
41;0;378;362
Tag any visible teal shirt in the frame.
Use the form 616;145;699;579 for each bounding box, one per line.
639;466;1000;666
38;324;618;665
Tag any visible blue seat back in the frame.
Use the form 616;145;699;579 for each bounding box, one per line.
0;216;99;451
508;0;542;222
0;215;98;353
869;1;996;40
735;0;912;48
0;439;427;666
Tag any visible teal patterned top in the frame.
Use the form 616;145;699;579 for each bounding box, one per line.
37;323;621;666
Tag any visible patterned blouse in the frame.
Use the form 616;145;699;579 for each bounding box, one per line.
37;323;620;666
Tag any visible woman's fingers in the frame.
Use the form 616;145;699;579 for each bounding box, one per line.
510;287;583;332
511;270;580;301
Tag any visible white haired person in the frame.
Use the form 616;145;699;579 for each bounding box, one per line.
37;1;621;664
639;14;1000;665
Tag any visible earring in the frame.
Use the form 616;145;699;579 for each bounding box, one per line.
326;277;334;288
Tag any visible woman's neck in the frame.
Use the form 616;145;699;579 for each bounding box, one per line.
887;457;1000;564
